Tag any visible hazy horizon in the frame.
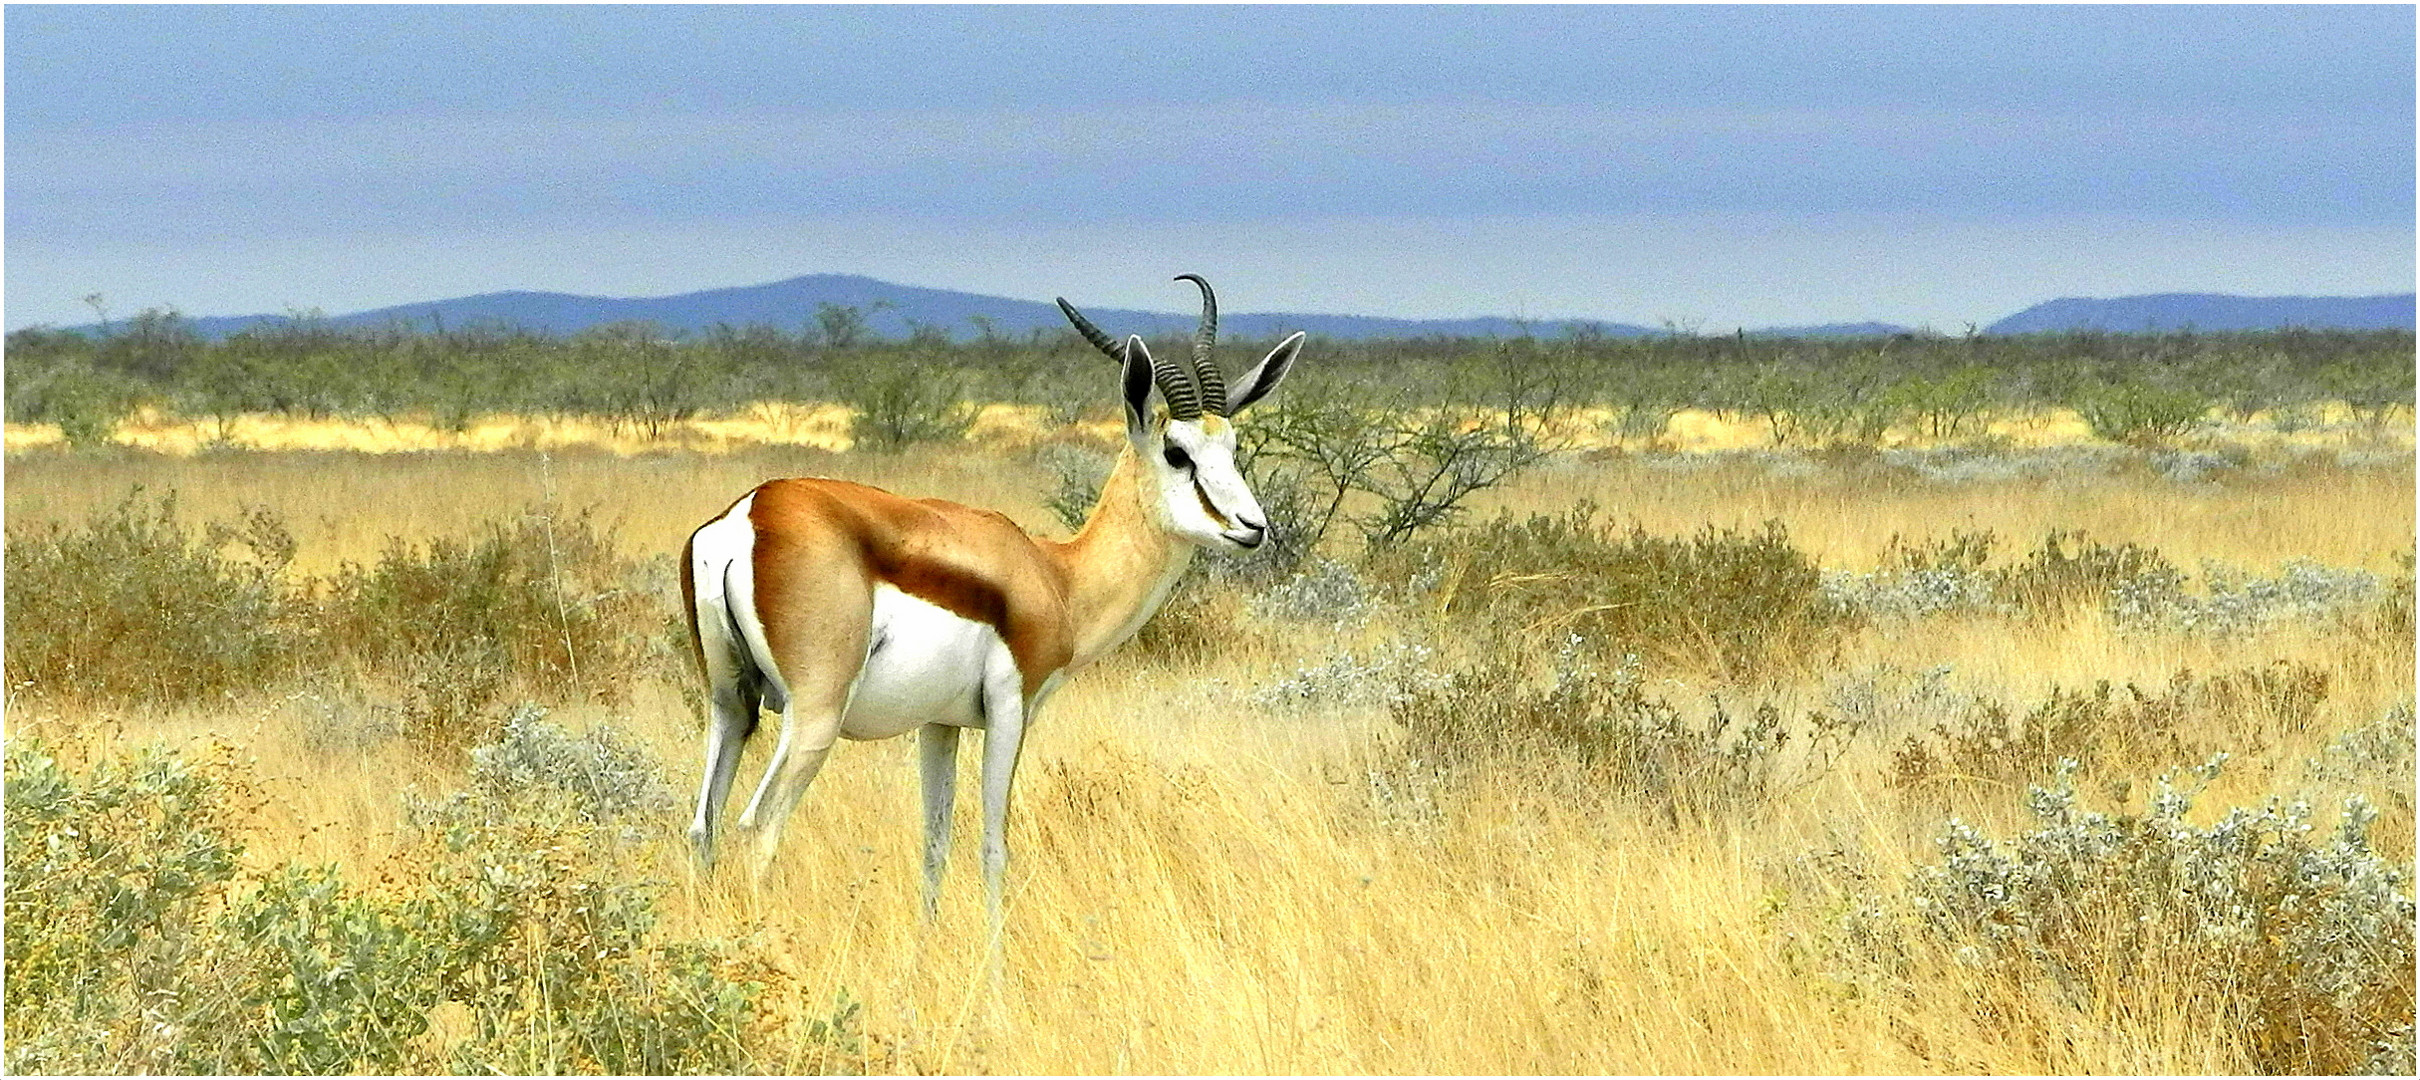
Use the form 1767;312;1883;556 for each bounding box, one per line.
7;6;2413;332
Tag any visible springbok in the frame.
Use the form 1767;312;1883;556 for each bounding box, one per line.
679;275;1305;926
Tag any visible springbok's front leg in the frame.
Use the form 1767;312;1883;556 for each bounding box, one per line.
977;662;1032;941
918;725;961;919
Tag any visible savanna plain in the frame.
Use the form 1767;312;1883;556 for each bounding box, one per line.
5;324;2414;1074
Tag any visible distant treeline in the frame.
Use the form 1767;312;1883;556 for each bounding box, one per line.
5;307;2411;446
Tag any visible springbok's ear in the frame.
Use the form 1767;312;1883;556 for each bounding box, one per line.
1120;335;1157;440
1225;332;1305;415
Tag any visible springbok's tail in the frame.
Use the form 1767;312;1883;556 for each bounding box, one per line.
682;517;771;727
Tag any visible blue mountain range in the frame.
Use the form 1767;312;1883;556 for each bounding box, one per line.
1983;293;2415;334
49;275;2417;341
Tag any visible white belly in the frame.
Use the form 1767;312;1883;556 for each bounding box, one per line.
840;584;1012;741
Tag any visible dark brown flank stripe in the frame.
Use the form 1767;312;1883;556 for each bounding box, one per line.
745;477;1075;698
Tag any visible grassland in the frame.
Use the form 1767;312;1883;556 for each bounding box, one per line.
5;400;2413;1074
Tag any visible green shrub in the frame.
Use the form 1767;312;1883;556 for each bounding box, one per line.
3;490;297;706
839;356;977;450
1880;366;1996;439
35;364;141;447
2077;380;2209;443
406;817;757;1074
3;741;249;1074
1033;441;1113;532
7;323;2410;433
201;864;444;1073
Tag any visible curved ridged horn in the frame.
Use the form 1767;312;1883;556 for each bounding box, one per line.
1058;294;1203;419
1150;352;1203;420
1055;297;1124;361
1174;274;1227;414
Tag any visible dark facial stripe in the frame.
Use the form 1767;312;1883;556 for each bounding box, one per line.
1192;477;1234;529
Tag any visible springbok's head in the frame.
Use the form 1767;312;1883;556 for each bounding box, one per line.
1057;275;1306;553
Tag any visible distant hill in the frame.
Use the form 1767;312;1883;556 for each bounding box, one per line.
123;274;1663;343
1986;293;2415;334
1748;321;1915;338
37;276;2410;342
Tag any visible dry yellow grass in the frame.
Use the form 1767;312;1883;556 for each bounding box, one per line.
6;398;2399;457
10;403;2409;575
4;412;2412;1074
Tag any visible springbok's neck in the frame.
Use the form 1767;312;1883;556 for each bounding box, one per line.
1049;442;1194;667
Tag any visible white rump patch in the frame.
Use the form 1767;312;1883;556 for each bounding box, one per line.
688;493;792;709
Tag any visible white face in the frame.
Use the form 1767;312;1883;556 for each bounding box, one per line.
1147;415;1268;552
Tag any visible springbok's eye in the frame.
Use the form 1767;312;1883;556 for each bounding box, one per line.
1162;445;1191;470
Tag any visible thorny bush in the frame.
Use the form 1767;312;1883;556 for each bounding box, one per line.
4;489;298;705
319;507;658;751
2;489;662;755
1387;644;1860;823
1382;502;1848;677
1889;663;2334;791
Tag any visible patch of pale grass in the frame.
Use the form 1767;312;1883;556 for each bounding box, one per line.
1489;449;2413;573
2;402;1114;457
3;446;1067;574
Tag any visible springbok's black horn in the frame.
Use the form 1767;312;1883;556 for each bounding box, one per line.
1175;274;1227;414
1056;297;1124;361
1150;352;1203;420
1060;293;1203;419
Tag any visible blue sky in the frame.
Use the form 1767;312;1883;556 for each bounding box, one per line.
6;5;2413;331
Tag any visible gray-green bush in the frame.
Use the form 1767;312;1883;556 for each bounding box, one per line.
1908;758;2414;1074
838;355;978;450
2;730;771;1075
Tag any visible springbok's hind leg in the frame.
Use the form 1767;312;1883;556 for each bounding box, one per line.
919;725;962;919
732;569;870;884
735;693;852;884
687;680;760;870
